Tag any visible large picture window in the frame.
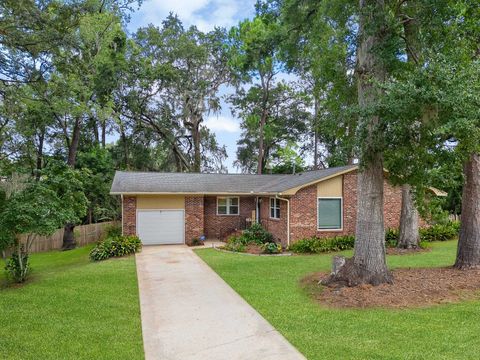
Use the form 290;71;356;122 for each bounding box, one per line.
217;197;239;215
317;198;342;230
270;198;281;219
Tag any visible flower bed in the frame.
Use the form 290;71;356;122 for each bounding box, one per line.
219;223;283;255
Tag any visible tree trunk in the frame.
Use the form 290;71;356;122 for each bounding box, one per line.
91;116;99;146
454;153;480;269
323;0;392;287
62;223;76;251
64;117;80;250
313;97;319;170
120;126;129;169
192;121;201;172
101;120;106;148
35;130;44;180
398;184;420;248
396;1;421;250
257;112;267;174
67;117;81;167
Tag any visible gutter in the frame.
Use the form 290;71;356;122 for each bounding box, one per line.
275;194;290;247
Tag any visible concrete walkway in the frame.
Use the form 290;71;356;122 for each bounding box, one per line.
135;245;306;360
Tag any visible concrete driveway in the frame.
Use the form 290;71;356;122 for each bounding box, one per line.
135;245;306;360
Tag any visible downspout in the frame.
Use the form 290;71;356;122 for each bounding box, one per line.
275;194;290;247
121;194;124;236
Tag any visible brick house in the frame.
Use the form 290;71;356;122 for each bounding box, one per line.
111;165;408;247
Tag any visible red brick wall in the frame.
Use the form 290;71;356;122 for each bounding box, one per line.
290;186;317;241
204;196;256;239
122;196;137;236
185;196;204;245
259;197;288;246
289;172;403;243
383;180;403;229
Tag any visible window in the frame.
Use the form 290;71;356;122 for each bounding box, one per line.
318;198;342;230
270;198;281;219
217;197;239;215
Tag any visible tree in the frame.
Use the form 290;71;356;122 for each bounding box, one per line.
228;14;310;173
270;141;305;174
76;148;119;224
229;81;310;173
323;0;393;286
279;0;358;168
39;161;88;250
0;182;76;282
376;0;480;265
395;0;422;249
228;15;283;174
119;16;229;173
0;1;131;250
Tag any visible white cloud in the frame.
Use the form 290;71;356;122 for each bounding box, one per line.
204;115;240;133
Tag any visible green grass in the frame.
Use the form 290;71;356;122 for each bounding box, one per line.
196;241;480;360
0;245;144;360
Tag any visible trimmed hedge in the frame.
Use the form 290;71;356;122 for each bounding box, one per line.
90;235;141;261
289;221;460;254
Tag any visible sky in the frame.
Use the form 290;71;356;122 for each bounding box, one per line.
127;0;258;173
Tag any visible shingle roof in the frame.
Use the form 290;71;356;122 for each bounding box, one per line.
110;165;358;195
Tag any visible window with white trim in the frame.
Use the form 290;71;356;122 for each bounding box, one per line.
317;198;342;230
217;197;239;215
270;198;281;219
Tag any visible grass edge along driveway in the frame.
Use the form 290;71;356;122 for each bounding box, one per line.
195;241;480;360
0;245;144;360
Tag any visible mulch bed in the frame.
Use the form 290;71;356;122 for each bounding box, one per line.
302;267;480;309
215;245;291;256
386;247;431;255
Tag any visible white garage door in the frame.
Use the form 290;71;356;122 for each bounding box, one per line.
137;210;185;245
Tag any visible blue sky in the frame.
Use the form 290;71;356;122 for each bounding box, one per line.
127;0;258;172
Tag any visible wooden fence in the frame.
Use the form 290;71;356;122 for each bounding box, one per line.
18;221;118;253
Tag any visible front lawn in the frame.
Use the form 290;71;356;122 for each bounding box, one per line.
0;245;144;360
196;241;480;360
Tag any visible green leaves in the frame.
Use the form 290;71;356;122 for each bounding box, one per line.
0;161;88;250
1;183;68;239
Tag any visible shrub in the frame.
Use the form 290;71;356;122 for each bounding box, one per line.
110;235;141;257
105;223;122;238
289;221;460;254
223;236;246;252
242;223;273;245
5;245;30;283
261;242;282;254
190;237;203;246
90;235;141;261
288;235;355;254
385;228;399;248
420;222;459;242
89;239;112;261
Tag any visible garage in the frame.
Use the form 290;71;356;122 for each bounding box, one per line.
137;210;185;245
